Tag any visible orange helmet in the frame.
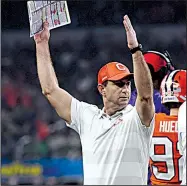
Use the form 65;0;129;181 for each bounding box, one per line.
161;70;186;104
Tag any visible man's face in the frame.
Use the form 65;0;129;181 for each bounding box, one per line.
103;78;131;107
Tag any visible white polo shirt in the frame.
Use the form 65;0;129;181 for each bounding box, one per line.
178;101;186;185
66;98;155;185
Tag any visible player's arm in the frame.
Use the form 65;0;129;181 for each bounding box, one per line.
34;22;72;123
123;15;154;127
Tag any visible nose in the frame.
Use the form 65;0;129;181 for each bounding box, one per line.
121;84;129;92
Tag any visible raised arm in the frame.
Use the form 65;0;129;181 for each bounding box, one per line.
123;15;155;127
34;22;72;123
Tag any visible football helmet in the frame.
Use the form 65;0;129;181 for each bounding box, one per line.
161;70;186;103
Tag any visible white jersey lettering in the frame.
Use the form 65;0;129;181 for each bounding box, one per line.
159;121;178;133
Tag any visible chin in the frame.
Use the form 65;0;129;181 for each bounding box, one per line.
119;101;128;107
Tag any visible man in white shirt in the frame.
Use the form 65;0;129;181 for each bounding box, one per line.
178;101;186;185
34;15;155;185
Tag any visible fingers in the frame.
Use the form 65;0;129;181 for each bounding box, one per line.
34;21;50;43
123;15;129;31
123;15;128;21
43;21;49;30
34;32;40;40
123;15;133;31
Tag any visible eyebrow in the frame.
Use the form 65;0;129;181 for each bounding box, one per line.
113;80;130;83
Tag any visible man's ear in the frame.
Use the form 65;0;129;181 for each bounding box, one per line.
97;84;106;97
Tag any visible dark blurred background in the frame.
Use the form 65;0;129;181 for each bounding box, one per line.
1;1;186;185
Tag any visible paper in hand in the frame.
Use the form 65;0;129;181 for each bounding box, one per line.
27;1;71;37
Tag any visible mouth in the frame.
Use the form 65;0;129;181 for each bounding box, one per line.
119;97;129;100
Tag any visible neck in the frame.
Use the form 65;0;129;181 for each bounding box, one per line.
104;102;126;116
170;108;179;116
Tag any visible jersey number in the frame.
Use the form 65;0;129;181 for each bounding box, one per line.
150;137;183;181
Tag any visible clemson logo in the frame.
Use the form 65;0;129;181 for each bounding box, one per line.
116;64;126;71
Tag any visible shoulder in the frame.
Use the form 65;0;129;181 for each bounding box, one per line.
68;98;102;133
155;113;178;121
123;104;135;114
126;105;155;136
154;113;169;124
155;113;166;118
125;104;145;122
72;97;101;115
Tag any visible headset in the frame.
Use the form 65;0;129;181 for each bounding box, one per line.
143;50;175;74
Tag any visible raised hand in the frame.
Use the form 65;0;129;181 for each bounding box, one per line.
34;22;50;44
123;15;138;49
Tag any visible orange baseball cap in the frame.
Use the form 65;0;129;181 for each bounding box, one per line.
98;62;133;85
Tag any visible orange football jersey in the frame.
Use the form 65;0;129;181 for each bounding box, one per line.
149;113;183;185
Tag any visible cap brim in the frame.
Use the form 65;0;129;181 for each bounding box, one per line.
108;73;134;81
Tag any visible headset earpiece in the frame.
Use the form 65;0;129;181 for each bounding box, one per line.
143;50;175;74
